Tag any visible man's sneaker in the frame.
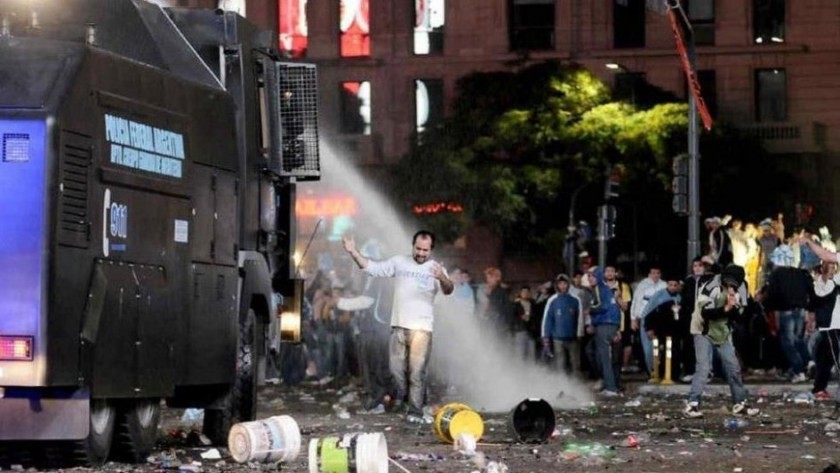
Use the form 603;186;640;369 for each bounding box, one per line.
406;414;424;424
680;374;694;383
598;389;621;397
683;401;703;418
732;401;760;416
815;391;833;401
791;372;808;383
406;413;433;425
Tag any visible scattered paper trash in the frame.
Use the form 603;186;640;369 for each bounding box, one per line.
200;448;221;460
485;461;509;473
454;433;477;456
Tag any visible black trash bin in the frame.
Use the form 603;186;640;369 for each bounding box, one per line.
508;398;556;444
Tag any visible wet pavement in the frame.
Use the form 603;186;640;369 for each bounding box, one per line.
13;377;840;472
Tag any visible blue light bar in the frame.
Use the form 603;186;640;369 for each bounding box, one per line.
0;119;45;344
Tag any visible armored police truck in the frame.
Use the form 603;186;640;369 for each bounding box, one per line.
0;0;319;464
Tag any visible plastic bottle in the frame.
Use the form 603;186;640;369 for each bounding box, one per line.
564;441;614;459
723;417;749;430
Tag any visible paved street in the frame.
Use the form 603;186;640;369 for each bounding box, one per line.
8;378;837;472
136;378;840;473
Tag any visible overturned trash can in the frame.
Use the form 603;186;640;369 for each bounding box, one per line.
228;415;302;463
308;432;388;473
508;398;556;443
432;402;484;444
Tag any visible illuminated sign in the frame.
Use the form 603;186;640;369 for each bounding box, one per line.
104;113;186;179
412;201;463;215
296;196;358;217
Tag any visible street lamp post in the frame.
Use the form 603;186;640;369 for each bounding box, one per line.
687;94;701;269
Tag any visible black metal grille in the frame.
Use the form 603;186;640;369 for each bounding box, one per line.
58;131;92;247
266;61;320;180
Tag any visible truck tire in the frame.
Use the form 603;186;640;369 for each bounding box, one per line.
77;399;117;466
112;398;161;462
202;308;263;445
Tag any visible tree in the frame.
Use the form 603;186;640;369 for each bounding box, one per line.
390;60;794;264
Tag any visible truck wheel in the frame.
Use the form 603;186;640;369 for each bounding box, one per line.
203;308;263;444
78;399;116;466
112;399;161;462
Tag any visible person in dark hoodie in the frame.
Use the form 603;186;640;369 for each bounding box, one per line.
587;267;623;396
541;274;585;376
684;264;760;418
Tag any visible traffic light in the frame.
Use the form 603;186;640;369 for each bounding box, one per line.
605;179;619;200
598;205;617;240
672;154;688;215
604;166;623;200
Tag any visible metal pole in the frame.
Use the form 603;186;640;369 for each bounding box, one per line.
687;94;701;269
598;219;607;269
567;184;585;273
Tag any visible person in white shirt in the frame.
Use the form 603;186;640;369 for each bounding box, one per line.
631;266;667;374
343;230;454;423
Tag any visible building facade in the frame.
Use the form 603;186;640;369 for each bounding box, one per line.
280;0;837;226
286;1;838;160
189;0;840;238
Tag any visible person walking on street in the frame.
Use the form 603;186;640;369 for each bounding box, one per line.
343;230;454;424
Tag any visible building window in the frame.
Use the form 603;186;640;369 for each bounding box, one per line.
340;81;372;134
686;0;714;46
415;79;445;134
755;69;786;122
613;0;645;49
753;0;785;44
414;0;445;55
340;0;371;57
279;0;308;57
614;72;645;104
509;0;555;51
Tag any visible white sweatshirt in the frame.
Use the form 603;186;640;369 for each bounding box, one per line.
364;255;446;332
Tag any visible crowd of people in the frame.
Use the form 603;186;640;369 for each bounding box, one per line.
270;214;840;421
